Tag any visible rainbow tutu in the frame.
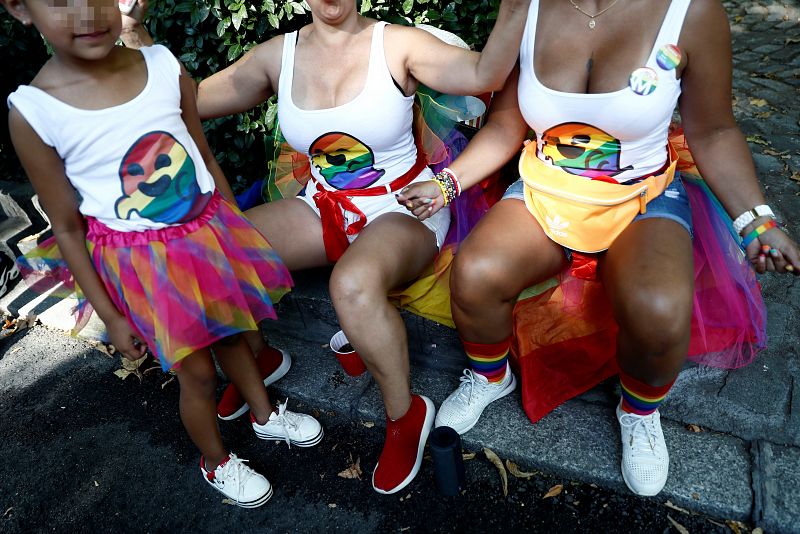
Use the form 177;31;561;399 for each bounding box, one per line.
20;192;292;371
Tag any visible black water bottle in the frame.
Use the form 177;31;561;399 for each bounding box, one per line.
429;426;465;496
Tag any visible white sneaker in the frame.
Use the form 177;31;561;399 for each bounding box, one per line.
616;402;670;496
434;363;517;435
200;453;272;508
252;399;324;447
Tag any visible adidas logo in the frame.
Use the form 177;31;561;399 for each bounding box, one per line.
546;215;569;237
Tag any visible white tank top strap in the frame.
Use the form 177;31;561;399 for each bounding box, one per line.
369;21;396;93
645;0;692;68
278;31;298;98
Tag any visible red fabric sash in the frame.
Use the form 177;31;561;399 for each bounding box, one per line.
312;149;428;262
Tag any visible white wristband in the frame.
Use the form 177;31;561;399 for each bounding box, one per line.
732;205;775;235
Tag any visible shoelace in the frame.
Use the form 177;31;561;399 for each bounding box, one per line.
619;412;663;458
453;369;491;407
216;454;254;503
271;399;301;447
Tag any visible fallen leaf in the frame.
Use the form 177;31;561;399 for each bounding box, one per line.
361;421;374;428
543;484;563;499
686;424;703;433
222;498;236;506
667;515;690;534
752;528;764;534
337;454;362;480
749;98;768;107
726;519;747;534
113;354;148;382
400;528;410;532
94;480;99;487
483;448;508;497
754;111;772;119
764;148;789;157
462;452;476;461
665;500;690;515
506;460;536;479
786;37;800;45
89;340;117;358
328;503;337;508
692;492;700;500
161;376;175;389
3;507;12;518
790;171;800;183
746;135;769;146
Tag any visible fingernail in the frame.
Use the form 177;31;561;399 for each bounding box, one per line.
761;245;771;254
787;265;795;272
769;248;779;256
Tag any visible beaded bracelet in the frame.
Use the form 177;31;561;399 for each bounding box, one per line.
741;219;778;248
433;169;459;206
440;168;462;197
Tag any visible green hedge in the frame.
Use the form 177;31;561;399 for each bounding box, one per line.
0;1;500;191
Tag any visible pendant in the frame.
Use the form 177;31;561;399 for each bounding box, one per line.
588;19;596;29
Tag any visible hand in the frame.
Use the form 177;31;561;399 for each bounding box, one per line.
743;220;799;275
106;315;148;361
395;180;445;222
121;0;148;30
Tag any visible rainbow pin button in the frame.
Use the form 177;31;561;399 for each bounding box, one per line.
629;67;658;96
656;44;681;70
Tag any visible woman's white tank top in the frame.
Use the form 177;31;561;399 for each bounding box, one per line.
518;0;691;183
277;22;420;192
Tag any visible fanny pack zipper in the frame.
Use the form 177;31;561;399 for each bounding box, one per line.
526;179;649;213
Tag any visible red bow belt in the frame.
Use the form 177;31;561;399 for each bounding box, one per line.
312;150;428;262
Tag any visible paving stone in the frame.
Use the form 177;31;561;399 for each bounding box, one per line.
754;442;800;533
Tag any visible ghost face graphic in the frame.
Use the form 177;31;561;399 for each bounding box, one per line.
115;131;210;224
309;132;385;190
541;123;633;179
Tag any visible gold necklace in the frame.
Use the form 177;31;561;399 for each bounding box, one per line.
568;0;622;29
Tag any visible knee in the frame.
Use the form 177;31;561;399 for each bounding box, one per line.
451;253;511;312
178;358;217;395
616;287;692;355
329;264;381;313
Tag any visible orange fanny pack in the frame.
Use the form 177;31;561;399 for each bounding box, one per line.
519;142;678;253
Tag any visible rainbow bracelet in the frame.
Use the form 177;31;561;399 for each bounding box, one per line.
741;219;778;248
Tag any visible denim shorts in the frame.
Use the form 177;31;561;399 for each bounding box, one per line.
501;173;693;258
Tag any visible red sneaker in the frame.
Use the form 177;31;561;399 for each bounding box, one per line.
217;345;292;421
372;395;435;494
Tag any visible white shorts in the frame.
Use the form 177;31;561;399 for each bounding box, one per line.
298;167;451;249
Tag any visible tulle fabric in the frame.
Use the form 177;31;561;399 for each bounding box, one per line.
18;193;292;370
511;130;767;423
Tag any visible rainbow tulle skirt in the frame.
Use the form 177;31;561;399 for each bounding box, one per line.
19;192;292;371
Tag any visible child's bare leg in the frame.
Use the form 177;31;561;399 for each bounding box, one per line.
214;334;272;425
243;330;266;354
175;348;226;468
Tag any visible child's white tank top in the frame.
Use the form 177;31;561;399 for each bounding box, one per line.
277;21;421;192
7;45;216;231
518;0;691;183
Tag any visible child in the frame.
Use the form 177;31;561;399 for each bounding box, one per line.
3;0;322;508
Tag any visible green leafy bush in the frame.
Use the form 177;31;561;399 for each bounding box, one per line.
0;1;500;190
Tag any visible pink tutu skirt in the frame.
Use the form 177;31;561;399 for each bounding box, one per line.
19;192;292;371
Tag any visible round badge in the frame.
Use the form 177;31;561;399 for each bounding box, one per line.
629;67;658;96
656;44;681;70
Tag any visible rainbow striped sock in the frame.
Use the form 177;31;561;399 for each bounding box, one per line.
463;337;510;383
620;373;675;416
